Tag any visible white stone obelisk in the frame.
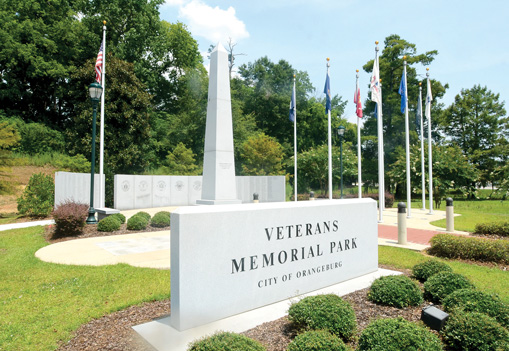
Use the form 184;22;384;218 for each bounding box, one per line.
197;43;241;205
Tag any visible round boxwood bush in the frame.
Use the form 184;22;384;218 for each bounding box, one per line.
97;215;122;232
423;271;475;303
442;289;509;328
109;213;126;224
358;317;443;351
136;211;151;222
287;330;347;351
412;259;452;282
288;294;356;342
441;310;509;351
151;211;171;228
188;331;265;351
126;214;149;231
367;275;423;308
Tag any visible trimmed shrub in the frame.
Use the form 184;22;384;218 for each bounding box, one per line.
151;211;171;228
358;317;443;351
474;221;509;237
412;259;453;282
97;216;122;232
442;289;509;328
423;272;475;303
367;275;423;308
188;331;266;351
288;294;356;342
287;330;347;351
441;310;509;351
109;213;126;224
126;214;149;231
17;172;54;217
136;211;151;222
51;200;89;238
428;233;509;264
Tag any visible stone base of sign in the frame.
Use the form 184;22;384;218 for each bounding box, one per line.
170;199;377;331
196;199;242;205
133;268;399;351
95;207;120;221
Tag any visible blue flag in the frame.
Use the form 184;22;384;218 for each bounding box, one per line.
324;72;331;113
374;103;378;120
398;70;406;113
289;82;296;122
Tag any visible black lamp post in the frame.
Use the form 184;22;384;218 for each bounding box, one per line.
86;82;103;224
338;126;345;199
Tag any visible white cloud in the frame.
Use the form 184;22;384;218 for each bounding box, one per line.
177;1;249;44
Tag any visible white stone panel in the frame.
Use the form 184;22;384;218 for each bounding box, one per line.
188;176;203;205
55;171;104;208
134;176;153;209
152;176;172;207
170;199;378;331
170;176;189;206
114;175;135;210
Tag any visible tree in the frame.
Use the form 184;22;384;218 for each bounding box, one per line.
0;0;92;125
297;143;357;195
438;85;508;187
162;142;201;175
387;144;478;206
240;133;285;175
361;35;448;194
65;55;152;176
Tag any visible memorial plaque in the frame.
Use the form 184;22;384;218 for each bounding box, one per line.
170;176;189;205
152;176;171;207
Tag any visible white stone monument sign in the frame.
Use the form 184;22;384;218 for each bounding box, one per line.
197;43;241;205
170;198;378;331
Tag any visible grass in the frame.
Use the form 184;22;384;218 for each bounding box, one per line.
379;246;509;303
0;226;170;351
431;200;508;232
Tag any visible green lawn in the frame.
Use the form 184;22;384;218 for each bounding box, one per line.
379;246;509;303
0;226;170;351
431;200;509;232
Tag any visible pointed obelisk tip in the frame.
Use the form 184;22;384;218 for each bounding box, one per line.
213;43;227;53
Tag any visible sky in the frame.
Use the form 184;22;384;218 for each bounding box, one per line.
159;0;509;123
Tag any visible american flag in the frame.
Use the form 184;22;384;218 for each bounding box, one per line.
95;42;103;83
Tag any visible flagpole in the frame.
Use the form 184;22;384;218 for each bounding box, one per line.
293;75;297;202
403;56;411;218
374;42;384;222
379;77;385;213
426;68;434;214
327;58;332;200
99;20;106;208
356;70;362;199
419;82;425;210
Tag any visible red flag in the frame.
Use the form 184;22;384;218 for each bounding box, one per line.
95;42;103;83
354;87;363;118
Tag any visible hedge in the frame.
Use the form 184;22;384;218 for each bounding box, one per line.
428;233;509;264
474;221;509;237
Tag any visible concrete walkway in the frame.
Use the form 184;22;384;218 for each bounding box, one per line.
8;206;469;270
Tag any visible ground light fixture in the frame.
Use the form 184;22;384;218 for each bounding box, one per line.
338;125;345;199
86;82;103;224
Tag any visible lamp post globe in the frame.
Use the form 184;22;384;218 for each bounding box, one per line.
86;82;103;224
338;126;345;199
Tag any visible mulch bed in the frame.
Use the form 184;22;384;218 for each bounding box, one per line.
56;268;434;351
46;224;505;350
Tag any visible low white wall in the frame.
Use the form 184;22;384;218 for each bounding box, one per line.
114;175;285;210
54;171;104;208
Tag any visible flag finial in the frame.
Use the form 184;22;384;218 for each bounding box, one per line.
103;20;107;25
419;82;422;86
379;79;382;83
326;57;330;61
375;41;379;45
356;69;359;73
293;74;296;78
426;67;429;71
403;55;407;60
